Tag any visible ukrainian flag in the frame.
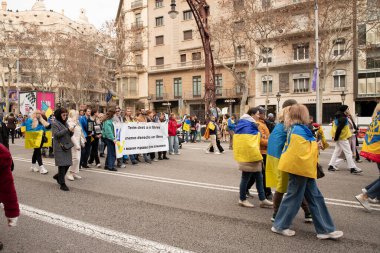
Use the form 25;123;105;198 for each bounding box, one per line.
360;112;380;163
265;123;287;188
278;124;318;179
183;119;191;132
24;118;52;149
233;117;262;163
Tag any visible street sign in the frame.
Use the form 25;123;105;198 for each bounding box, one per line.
224;99;236;103
162;103;171;106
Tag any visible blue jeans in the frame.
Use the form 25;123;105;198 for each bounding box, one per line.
274;174;336;234
365;163;380;199
104;138;116;169
168;136;179;154
239;171;266;201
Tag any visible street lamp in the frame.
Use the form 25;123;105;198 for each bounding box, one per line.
95;99;99;111
276;92;281;114
340;91;346;105
168;0;216;118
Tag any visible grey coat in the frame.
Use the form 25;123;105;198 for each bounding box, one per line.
52;121;73;167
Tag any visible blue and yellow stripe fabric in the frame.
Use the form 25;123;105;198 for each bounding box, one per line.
24;118;52;149
233;118;262;163
360;112;380;163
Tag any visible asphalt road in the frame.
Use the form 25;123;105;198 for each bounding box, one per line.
1;138;379;253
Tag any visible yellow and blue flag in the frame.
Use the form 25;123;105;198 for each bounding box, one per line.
265;123;287;188
331;118;352;140
360;112;380;163
24;118;52;149
233;116;262;163
278;124;318;179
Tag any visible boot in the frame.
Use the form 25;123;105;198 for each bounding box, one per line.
60;184;69;191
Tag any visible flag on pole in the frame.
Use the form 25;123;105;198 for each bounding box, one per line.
105;90;112;103
312;67;318;91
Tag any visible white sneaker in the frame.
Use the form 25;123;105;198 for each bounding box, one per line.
120;164;126;168
355;194;371;212
238;200;254;208
169;152;174;155
174;152;180;155
317;230;343;239
215;152;221;155
205;150;210;154
39;166;48;174
369;197;379;204
260;199;273;208
362;188;367;194
73;174;82;179
153;159;159;162
66;173;74;181
31;164;39;172
96;164;101;168
271;227;295;237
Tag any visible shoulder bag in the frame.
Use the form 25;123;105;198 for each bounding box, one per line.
56;122;74;152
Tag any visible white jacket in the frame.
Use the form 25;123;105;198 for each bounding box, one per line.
67;118;85;149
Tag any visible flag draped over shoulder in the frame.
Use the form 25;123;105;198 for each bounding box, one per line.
24;118;52;149
278;124;318;179
360;112;380;163
265;123;287;188
233;116;262;163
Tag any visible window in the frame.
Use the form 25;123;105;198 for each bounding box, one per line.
262;76;273;94
367;58;380;69
155;0;163;8
174;78;182;98
261;47;272;63
293;75;310;93
192;52;201;61
135;54;142;65
215;74;223;96
333;38;345;56
237;45;245;58
183;10;192;20
135;13;141;23
155;16;164;27
332;70;346;90
183;30;193;40
193;76;202;97
358;72;380;97
155;35;164;45
293;43;309;60
358;24;366;46
156;80;164;98
180;54;187;63
156;57;164;65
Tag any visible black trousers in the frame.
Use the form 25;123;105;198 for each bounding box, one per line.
247;154;272;197
32;148;43;166
158;151;167;158
8;128;15;144
81;136;92;166
88;138;100;165
149;152;156;160
209;140;224;153
57;166;70;185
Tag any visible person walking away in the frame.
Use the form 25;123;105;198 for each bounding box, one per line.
328;105;362;174
88;109;102;168
190;116;197;143
205;116;220;154
227;115;236;150
355;102;380;210
272;104;343;239
183;115;191;143
0;144;20;251
26;111;50;174
79;108;93;169
66;110;85;181
52;108;74;191
265;99;312;223
234;108;273;208
6;113;16;144
265;113;276;133
195;116;202;142
168;113;181;155
102;108;117;171
157;112;169;160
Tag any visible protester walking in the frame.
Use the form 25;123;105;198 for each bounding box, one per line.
328;105;362;174
6;113;17;144
205;116;220;154
0;143;20;251
66;110;85;181
26;110;50;174
79;108;93;169
157;112;169;160
88;109;102;168
227;115;236;150
271;104;343;239
113;107;126;168
355;103;380;211
168;113;181;155
102;108;117;171
52;108;74;191
190;116;197;143
234;108;273;208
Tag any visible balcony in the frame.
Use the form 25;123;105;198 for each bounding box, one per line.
131;41;144;51
150;93;169;101
131;0;143;10
293;88;310;93
131;21;143;30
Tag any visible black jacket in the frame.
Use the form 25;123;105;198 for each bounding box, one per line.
334;111;348;141
0;123;9;149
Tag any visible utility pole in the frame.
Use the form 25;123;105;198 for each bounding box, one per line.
315;0;322;124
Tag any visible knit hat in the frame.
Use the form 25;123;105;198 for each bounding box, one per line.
282;99;298;109
338;105;348;112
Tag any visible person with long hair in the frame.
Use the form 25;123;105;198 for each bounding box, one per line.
88;109;102;168
271;104;343;239
6;113;17;144
102;108;117;171
355;102;380;210
52;108;74;191
168;113;181;155
26;110;50;174
66;110;85;181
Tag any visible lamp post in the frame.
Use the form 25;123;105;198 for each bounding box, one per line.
169;0;215;118
340;91;346;105
276;92;281;114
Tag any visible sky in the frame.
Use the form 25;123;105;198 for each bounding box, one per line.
6;0;120;28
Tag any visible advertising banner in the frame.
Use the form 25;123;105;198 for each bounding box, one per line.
36;92;55;112
8;90;18;102
115;122;169;158
19;91;37;116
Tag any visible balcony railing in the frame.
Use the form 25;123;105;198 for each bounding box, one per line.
150;93;169;101
294;88;310;93
131;21;143;29
131;0;143;9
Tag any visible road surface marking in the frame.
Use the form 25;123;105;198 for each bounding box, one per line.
20;204;194;253
13;157;380;211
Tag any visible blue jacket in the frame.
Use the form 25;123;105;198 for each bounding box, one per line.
79;116;88;138
227;118;236;131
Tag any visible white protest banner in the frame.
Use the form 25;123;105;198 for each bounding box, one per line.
115;122;169;157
